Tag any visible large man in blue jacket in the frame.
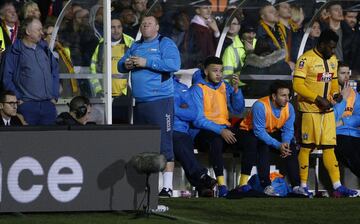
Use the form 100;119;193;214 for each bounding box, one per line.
2;17;59;125
118;15;181;197
191;56;245;197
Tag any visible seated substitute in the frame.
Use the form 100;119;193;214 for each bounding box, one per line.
237;80;311;197
173;76;217;196
56;96;92;125
333;62;360;178
0;90;26;126
190;56;245;197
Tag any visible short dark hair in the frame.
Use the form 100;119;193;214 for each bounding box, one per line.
318;29;339;45
69;96;90;112
269;80;292;96
203;56;223;68
338;61;350;69
0;90;16;102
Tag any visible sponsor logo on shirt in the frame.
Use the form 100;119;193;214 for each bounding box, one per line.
317;72;334;82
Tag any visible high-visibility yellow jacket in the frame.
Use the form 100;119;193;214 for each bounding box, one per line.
90;33;133;96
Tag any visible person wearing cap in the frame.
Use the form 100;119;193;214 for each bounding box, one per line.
222;21;256;85
190;56;245;197
188;0;220;68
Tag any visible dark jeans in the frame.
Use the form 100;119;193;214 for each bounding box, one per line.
240;130;300;188
335;135;360;178
18;100;57;125
173;131;208;187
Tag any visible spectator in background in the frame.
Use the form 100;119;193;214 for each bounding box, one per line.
43;18;79;98
120;8;139;38
220;8;243;56
343;10;359;72
291;20;322;62
2;17;59;125
56;96;92;125
275;0;299;69
90;16;134;123
90;16;134;97
333;62;360;179
191;56;245;197
241;38;291;98
241;22;257;53
21;1;41;20
166;11;190;68
222;21;256;86
0;90;26;126
172;76;217;197
242;38;291;76
188;0;219;68
60;8;98;97
290;4;305;30
118;15;181;197
0;1;19;51
89;5;104;40
324;2;344;61
257;3;290;66
132;0;147;24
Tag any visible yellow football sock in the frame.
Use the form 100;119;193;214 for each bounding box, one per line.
217;176;225;186
239;174;250;186
298;147;311;186
323;148;340;184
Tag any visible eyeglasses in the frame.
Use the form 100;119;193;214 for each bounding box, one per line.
2;101;18;106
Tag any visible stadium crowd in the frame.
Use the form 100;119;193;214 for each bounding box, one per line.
0;0;360;198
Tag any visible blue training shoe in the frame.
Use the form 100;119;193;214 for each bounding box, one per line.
218;185;228;198
333;185;359;198
236;184;252;193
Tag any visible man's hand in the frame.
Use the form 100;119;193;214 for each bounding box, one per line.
341;81;351;100
130;56;147;68
287;61;295;71
244;40;254;51
232;74;239;92
124;58;135;70
279;143;292;158
206;17;219;33
220;128;237;144
315;96;331;111
336;119;344;127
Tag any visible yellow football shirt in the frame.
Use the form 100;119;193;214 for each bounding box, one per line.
293;49;339;113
